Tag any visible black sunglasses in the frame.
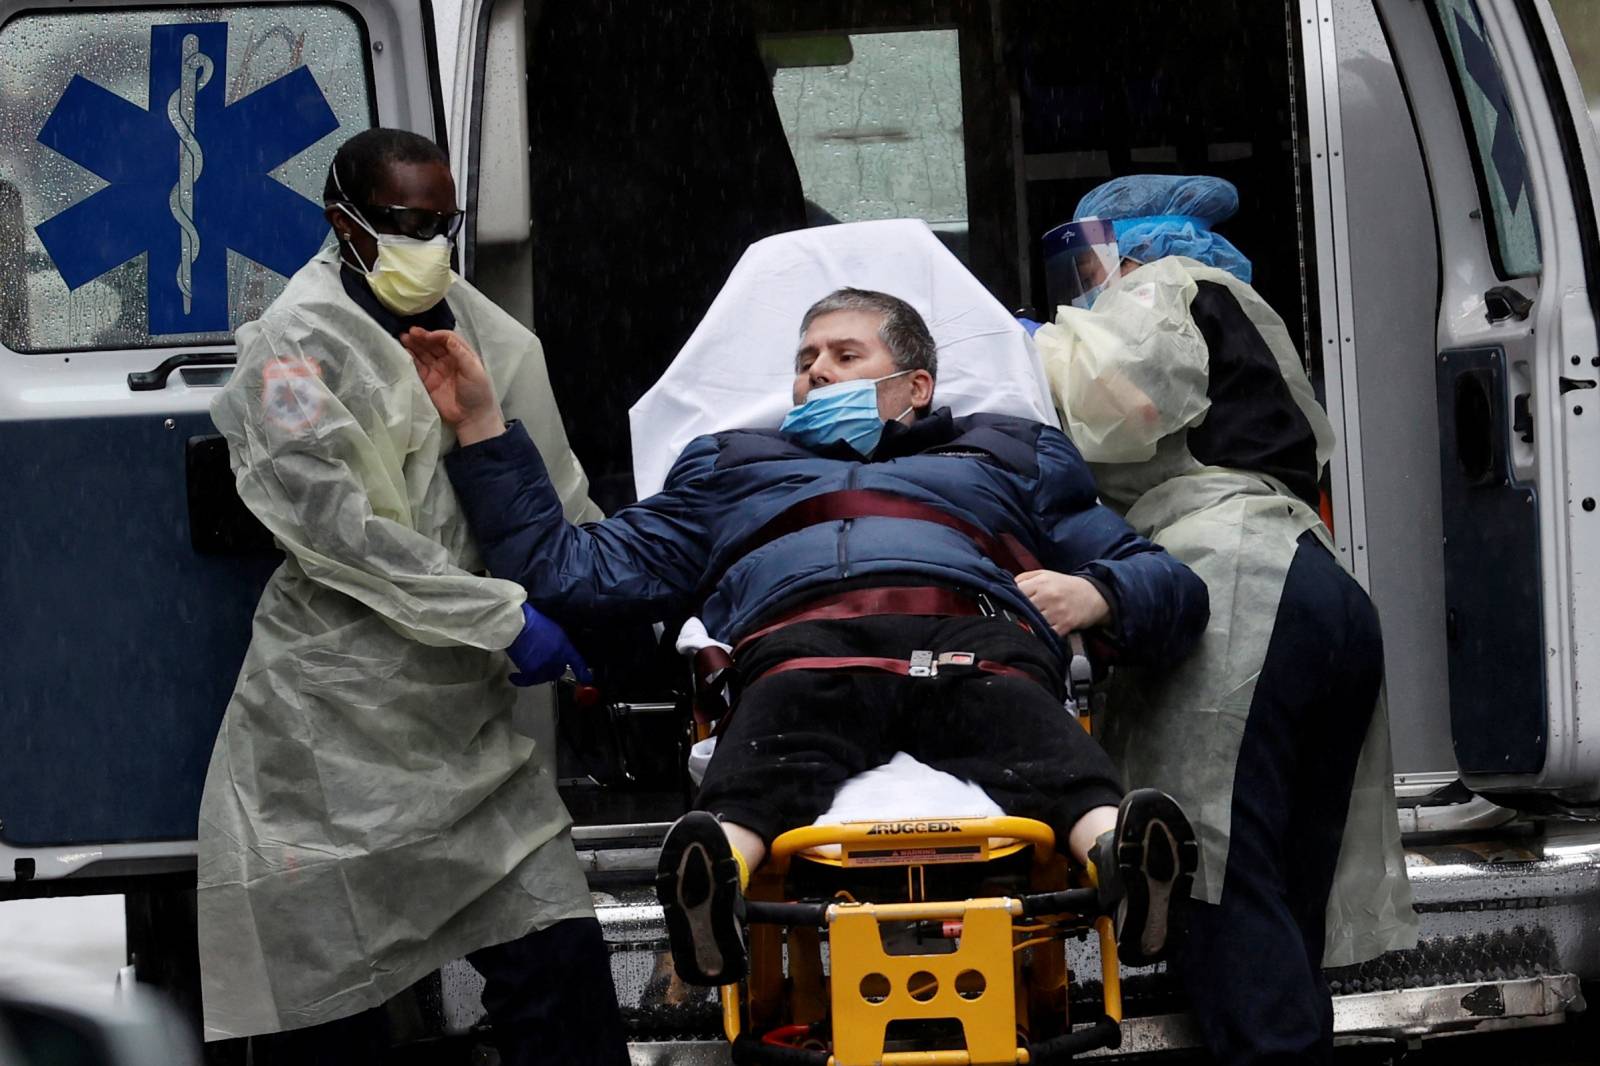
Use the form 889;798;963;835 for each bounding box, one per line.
359;202;465;241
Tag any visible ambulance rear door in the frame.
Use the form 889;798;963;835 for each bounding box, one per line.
0;0;445;890
1374;0;1600;805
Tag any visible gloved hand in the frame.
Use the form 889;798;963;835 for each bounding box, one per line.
506;602;592;687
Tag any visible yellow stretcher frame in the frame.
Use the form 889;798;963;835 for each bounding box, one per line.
721;816;1122;1066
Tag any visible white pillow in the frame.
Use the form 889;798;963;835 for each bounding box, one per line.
629;219;1060;498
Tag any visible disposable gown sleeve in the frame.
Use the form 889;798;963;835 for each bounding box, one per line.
212;314;529;652
1031;428;1209;666
446;425;716;623
472;290;604;526
1034;258;1212;463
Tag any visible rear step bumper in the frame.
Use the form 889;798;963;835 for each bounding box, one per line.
613;976;1586;1063
436;829;1600;1053
1081;974;1584;1057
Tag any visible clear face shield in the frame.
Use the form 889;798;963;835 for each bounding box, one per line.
1042;218;1121;311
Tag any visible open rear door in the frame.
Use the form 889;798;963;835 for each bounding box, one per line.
1375;0;1600;805
0;0;445;887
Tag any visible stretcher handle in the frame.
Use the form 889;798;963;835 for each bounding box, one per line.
1023;1017;1122;1064
745;900;831;926
1017;887;1101;918
770;816;1057;866
730;1033;829;1066
748;892;1102;927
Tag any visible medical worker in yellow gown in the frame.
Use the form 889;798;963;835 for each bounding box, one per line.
1030;175;1415;1066
197;128;626;1066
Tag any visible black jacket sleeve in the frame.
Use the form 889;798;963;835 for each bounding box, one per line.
445;422;718;624
1031;426;1209;666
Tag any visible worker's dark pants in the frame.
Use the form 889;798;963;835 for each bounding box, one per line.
1179;534;1384;1066
466;918;629;1066
239;917;628;1066
696;614;1125;847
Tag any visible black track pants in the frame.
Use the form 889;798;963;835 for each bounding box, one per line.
696;613;1125;848
1179;534;1384;1066
467;917;629;1066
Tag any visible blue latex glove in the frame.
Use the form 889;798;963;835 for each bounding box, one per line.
506;602;592;687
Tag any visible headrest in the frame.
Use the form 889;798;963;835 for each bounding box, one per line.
628;219;1060;498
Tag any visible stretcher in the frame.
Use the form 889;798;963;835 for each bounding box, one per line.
721;816;1124;1066
636;220;1119;1064
690;631;1110;1066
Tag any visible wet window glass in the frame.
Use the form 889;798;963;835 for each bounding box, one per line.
766;29;969;260
0;6;375;353
1432;0;1542;278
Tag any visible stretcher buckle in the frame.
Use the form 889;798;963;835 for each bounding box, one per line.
908;650;977;678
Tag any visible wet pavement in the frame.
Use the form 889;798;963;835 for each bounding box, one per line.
0;894;125;1001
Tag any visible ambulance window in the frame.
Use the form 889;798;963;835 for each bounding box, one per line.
0;6;375;354
1431;0;1542;279
764;30;969;261
1549;0;1600;141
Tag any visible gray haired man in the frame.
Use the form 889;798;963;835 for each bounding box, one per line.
407;287;1210;989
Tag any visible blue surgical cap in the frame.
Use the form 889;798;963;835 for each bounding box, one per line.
1073;175;1253;283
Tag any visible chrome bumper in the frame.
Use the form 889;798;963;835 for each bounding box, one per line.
436;827;1600;1055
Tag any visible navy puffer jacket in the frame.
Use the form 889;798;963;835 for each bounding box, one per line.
447;409;1208;666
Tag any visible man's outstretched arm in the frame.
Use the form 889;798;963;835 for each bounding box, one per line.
447;426;717;623
410;326;715;623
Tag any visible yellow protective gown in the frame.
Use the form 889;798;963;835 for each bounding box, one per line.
1035;256;1416;966
197;245;600;1039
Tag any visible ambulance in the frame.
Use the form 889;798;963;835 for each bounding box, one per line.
3;0;1600;1058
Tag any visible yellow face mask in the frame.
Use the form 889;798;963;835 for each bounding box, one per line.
338;204;455;316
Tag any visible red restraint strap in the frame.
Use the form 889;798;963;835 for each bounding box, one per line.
733;585;1000;654
750;655;1045;688
690;645;736;731
711;490;1043;591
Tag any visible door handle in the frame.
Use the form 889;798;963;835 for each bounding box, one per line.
1484;285;1534;324
1453;371;1497;485
128;353;236;391
1512;392;1533;444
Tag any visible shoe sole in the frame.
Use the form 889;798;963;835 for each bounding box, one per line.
1113;791;1198;967
655;812;748;985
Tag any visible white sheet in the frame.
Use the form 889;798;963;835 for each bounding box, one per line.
685;739;1006;856
629;219;1059;498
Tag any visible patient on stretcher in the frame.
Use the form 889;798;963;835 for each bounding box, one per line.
407;222;1210;986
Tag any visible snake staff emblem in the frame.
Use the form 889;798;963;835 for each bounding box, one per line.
167;33;214;316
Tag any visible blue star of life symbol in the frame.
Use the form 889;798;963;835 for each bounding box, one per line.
35;22;339;335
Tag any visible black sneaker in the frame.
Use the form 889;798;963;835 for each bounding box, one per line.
1090;789;1198;966
655;811;748;985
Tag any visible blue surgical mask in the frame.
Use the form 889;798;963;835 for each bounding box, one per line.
781;370;915;455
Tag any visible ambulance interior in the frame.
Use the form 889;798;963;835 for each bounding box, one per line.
459;0;1535;830
8;0;1581;851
